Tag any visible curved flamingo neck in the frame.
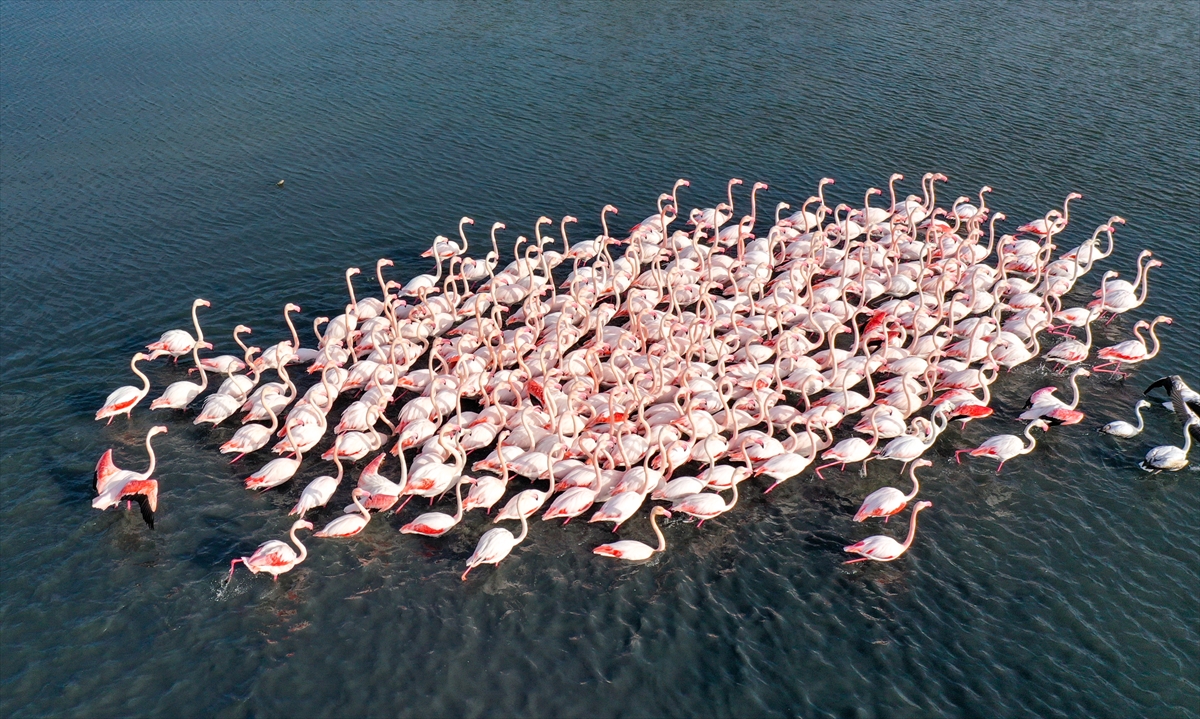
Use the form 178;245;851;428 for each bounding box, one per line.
514;508;530;544
141;431;160;478
1067;372;1085;409
1022;423;1040;453
191;302;205;343
131;355;151;397
345;271;359;314
652;512;667;552
192;342;208;390
290;523;308;563
904;466;921;502
284;307;300;350
1136;263;1155;304
902;505;926;549
1144;321;1164;360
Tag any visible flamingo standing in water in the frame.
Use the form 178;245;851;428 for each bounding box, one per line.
147;298;210;361
462;494;534;580
96;352;157;423
854;458;929;523
844;501;932;563
594;507;672;560
314;488;372;537
400;476;466;537
1094;315;1172;378
1141;417;1196;472
290;442;344;518
149;341;213;410
955;420;1049;472
93;425;168;528
1099;400;1150;438
228;519;313;581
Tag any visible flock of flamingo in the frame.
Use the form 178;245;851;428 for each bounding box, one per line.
91;173;1193;583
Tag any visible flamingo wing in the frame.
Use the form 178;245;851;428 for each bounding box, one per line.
95;449;119;492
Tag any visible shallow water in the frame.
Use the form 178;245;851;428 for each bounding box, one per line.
2;2;1198;717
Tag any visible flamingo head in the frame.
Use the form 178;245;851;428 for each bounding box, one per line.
378;258;394;268
285;303;301;313
347;267;362;277
914;500;933;511
148;425;169;437
195;298;212;308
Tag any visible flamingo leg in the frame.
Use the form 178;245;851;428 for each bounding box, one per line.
228;558;243;581
843;557;870;564
996;461;1005;473
696;519;705;528
562;517;570;526
954;449;971;464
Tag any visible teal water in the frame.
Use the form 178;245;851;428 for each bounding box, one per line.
2;2;1198;717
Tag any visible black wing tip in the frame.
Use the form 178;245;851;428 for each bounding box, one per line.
130;494;155;530
1143;376;1174;396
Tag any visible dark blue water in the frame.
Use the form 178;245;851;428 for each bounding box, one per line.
2;2;1198;717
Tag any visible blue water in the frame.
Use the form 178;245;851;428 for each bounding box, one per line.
2;2;1198;717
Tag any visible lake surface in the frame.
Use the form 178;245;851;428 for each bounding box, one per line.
2;2;1198;717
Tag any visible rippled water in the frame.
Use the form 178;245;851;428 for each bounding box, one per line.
2;2;1198;717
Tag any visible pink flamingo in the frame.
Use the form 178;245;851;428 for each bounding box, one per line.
92;425;167;528
95;352;156;423
854;458;928;523
228;519;312;581
844;501;932;563
462;494;534;580
594;507;671;561
1094;315;1171;378
955;420;1049;472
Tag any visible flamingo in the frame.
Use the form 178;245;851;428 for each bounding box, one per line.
1141;418;1196;472
854;458;928;523
149;341;214;410
290;442;344;518
594;507;671;561
399;475;465;536
147;298;210;361
244;422;303;491
462;494;534;580
815;413;881;478
92;425;167;528
955;420;1049;472
1144;375;1200;441
669;457;746;527
354;453;407;512
843;501;932;564
1100;400;1150;438
95;352;156;423
314;488;372;537
219;387;281;463
1094;315;1172;378
228;519;312;581
1020;368;1090;425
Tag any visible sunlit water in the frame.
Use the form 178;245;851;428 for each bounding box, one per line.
2;2;1198;717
